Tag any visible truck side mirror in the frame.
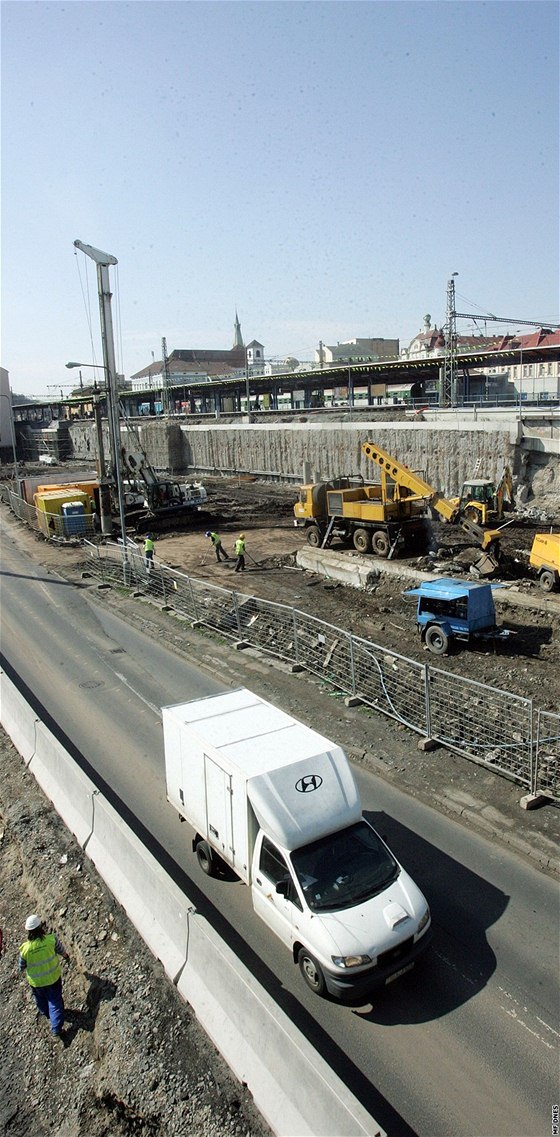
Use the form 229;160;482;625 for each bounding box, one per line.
275;880;289;897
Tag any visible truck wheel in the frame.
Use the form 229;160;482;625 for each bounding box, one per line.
424;625;449;655
306;526;321;548
298;948;326;996
463;506;480;523
196;840;215;876
539;570;555;593
372;530;390;557
353;528;372;554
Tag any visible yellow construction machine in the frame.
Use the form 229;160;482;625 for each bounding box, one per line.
450;466;513;526
294;440;507;574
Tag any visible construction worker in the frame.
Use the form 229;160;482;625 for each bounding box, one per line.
205;530;229;562
234;533;246;573
144;532;155;571
19;914;70;1042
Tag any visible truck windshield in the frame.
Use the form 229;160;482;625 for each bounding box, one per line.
291;821;399;912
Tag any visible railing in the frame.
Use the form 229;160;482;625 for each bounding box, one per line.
81;541;551;798
3;482;556;803
0;485;98;540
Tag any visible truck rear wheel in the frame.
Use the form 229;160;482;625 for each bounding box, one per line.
298;948;326;996
424;625;449;655
196;840;215;876
353;528;372;554
372;530;390;557
539;569;555;593
306;526;321;548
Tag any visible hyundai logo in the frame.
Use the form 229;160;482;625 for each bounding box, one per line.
295;774;323;793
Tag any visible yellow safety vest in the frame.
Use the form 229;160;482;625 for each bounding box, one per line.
144;538;155;553
235;538;245;555
19;934;62;988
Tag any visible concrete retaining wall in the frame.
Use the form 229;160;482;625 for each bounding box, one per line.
68;414;560;502
0;668;385;1137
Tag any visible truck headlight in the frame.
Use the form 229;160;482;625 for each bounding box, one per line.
331;954;372;969
417;907;431;935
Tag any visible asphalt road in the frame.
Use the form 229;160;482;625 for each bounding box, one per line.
1;520;558;1137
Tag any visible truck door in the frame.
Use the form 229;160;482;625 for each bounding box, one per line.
252;834;302;949
204;756;234;862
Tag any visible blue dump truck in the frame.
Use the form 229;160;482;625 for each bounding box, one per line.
404;577;510;655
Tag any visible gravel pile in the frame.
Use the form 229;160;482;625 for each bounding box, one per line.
0;736;270;1137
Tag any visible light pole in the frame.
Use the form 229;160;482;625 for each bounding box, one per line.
245;350;251;422
515;333;523;421
72;241;129;576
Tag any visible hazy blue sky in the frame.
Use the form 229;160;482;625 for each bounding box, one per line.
2;0;558;397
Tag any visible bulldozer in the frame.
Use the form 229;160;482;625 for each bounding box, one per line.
294;441;508;575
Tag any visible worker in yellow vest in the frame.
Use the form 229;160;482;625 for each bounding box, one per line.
234;533;246;573
143;533;155;571
19;914;70;1041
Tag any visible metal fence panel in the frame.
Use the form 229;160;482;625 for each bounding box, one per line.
352;638;428;733
75;541;557;795
427;666;533;786
534;710;560;800
292;612;354;694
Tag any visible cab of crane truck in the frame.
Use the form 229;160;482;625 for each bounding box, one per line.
404;577;498;655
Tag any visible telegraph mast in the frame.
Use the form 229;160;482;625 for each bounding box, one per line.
73;240;128;563
161;336;171;417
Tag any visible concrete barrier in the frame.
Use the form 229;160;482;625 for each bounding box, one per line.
86;794;190;984
297;546;382;591
0;669;39;763
178;914;382;1137
28;722;96;847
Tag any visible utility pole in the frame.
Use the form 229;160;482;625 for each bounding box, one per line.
161;336;171;417
441;273;458;406
74;241;128;568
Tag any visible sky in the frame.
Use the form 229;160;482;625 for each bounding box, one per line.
2;0;559;399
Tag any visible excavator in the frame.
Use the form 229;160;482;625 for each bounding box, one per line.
451;466;513;526
121;450;208;534
293;441;511;575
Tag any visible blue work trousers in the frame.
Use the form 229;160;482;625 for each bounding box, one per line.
31;978;65;1034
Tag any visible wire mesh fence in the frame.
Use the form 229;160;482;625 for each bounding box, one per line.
1;478;555;800
0;484;98;541
76;540;550;795
534;710;560;799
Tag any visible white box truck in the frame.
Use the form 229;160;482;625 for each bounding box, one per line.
163;688;431;999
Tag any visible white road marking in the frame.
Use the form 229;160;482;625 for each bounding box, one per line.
114;672;160;716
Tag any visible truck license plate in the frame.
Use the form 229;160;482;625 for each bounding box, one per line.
385;962;415;985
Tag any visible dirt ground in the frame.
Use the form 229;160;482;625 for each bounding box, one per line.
152;475;560;710
1;471;559;1137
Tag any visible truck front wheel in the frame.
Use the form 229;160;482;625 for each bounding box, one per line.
298;948;326;996
306;526;322;548
353;528;372;554
424;625;449;655
196;840;215;876
539;569;555;593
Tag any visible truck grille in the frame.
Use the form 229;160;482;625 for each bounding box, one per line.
378;936;414;969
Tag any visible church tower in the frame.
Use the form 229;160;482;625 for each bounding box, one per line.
233;311;244;349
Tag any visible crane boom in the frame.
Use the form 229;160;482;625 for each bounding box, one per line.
360;441;458;522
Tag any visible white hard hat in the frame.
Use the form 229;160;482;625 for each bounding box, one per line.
25;914;42;931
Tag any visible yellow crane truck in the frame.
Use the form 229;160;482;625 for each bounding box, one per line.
293;441;505;574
